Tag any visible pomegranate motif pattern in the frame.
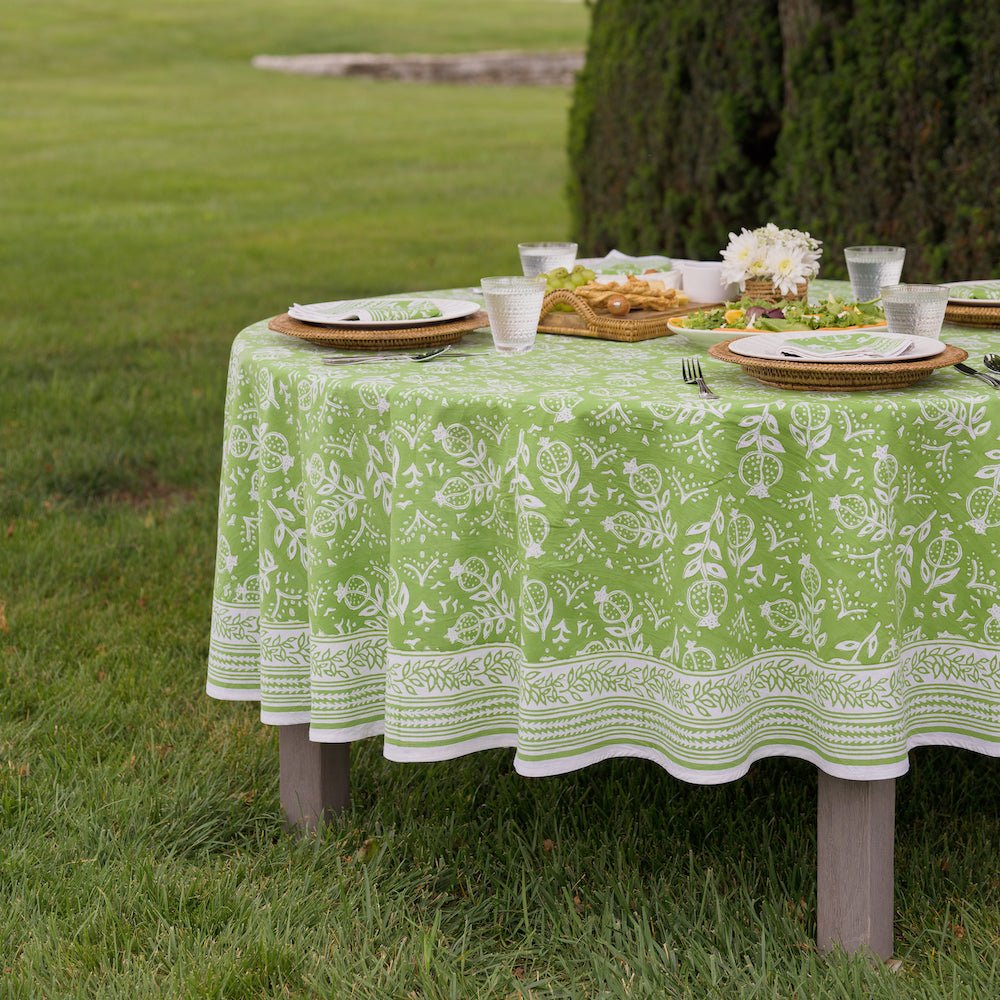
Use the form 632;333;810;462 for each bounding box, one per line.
208;283;1000;783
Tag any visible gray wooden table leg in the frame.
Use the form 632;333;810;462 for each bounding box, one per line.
278;723;350;832
817;772;895;959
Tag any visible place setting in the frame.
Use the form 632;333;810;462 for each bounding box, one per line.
942;278;1000;328
268;294;488;353
708;330;968;392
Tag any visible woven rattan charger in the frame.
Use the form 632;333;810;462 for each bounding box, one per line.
538;289;713;343
708;339;967;392
268;310;489;351
944;302;1000;328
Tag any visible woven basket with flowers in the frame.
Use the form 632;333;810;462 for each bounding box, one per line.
721;224;821;304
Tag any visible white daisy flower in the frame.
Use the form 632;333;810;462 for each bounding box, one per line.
720;229;761;285
764;246;811;295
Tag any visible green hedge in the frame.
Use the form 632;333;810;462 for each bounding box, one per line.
569;0;1000;281
567;1;783;262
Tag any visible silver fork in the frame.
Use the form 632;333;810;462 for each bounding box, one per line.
682;357;720;400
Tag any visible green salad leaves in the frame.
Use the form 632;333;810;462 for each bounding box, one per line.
684;294;885;332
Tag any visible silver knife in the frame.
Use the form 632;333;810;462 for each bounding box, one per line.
953;363;1000;388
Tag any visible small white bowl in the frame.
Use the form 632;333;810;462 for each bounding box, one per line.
680;261;738;303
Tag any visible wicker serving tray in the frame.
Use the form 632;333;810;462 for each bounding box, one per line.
707;339;967;392
538;289;712;343
268;310;488;350
944;302;1000;328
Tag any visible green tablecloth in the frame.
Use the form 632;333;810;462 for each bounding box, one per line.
208;282;1000;782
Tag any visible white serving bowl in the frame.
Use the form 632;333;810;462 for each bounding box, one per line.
678;328;746;350
667;318;751;351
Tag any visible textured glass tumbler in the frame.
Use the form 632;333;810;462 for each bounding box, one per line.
517;242;577;277
481;276;546;354
844;246;905;301
881;284;949;340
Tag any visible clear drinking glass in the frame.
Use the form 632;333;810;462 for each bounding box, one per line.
844;246;905;301
481;276;546;354
517;242;577;277
880;283;949;339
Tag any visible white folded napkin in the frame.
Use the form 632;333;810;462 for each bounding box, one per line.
779;333;913;361
291;299;442;323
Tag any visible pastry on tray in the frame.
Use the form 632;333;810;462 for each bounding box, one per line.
574;276;689;314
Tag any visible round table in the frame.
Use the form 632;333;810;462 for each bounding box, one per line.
208;282;1000;956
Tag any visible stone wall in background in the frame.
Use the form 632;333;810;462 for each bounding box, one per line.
253;51;583;87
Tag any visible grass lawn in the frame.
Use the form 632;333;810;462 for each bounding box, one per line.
1;1;997;996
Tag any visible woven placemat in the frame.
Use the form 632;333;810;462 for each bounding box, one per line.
944;302;1000;328
537;289;714;343
268;311;488;350
707;340;967;392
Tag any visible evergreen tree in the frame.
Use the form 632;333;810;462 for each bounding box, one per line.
569;0;1000;280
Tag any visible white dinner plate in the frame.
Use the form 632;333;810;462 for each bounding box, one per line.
728;331;947;364
944;279;1000;307
666;317;888;351
289;297;481;328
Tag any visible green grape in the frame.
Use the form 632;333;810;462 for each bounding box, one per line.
541;267;583;311
541;272;563;295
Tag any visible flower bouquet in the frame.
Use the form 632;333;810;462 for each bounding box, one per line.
721;224;822;303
